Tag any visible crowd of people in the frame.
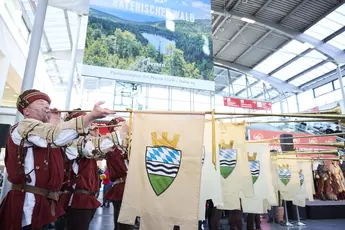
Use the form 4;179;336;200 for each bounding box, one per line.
0;89;132;230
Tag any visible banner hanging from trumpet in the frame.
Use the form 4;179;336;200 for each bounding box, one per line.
118;113;205;230
217;122;254;210
275;156;300;201
292;160;315;207
198;121;223;221
241;143;277;214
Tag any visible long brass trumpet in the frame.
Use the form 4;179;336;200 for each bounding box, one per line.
301;104;342;115
247;132;345;144
52;109;345;119
274;150;339;155
279;142;344;149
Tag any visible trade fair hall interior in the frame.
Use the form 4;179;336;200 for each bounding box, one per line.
1;0;345;230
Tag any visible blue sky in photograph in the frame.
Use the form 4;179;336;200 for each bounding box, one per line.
89;0;212;21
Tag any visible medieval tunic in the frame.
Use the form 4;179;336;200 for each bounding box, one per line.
0;122;80;229
0;117;118;230
60;138;118;210
104;147;128;202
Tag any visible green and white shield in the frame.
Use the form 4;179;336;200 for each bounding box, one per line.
249;160;260;184
219;148;237;179
146;146;181;196
278;168;291;186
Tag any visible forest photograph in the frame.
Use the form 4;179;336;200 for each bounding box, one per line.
84;0;214;81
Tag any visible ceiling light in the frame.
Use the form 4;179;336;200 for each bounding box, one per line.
241;17;255;24
220;27;225;32
210;10;214;14
225;18;231;23
5;86;9;89
13;94;17;97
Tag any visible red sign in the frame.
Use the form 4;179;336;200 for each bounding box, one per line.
249;130;337;153
223;97;272;110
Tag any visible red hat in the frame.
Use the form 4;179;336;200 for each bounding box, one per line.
17;89;51;114
64;108;87;121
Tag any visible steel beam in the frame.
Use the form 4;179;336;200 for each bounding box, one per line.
286;60;328;83
63;10;73;49
215;23;249;57
214;59;301;93
279;0;309;24
211;6;345;63
300;65;345;91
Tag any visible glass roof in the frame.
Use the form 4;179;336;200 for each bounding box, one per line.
253;40;309;74
327;31;345;50
304;4;345;40
289;62;337;86
272;50;327;81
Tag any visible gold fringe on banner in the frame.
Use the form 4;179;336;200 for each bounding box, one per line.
127;108;133;160
212;109;217;170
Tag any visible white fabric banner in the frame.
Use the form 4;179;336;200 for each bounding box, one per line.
277;157;300;201
48;0;89;14
242;143;277;214
217;122;254;210
118;113;205;230
198;121;223;220
293;161;314;207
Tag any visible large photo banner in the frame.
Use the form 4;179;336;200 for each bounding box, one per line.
83;0;214;91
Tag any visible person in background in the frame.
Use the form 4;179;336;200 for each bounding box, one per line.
96;167;104;198
101;169;112;208
325;125;334;134
103;117;135;230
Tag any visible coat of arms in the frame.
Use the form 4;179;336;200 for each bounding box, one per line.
248;152;260;184
219;140;236;179
278;164;291;185
299;169;304;186
146;132;181;196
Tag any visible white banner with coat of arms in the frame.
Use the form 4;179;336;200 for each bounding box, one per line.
118;113;205;230
293;161;315;207
217;122;254;210
276;157;301;201
241;143;277;214
198;121;223;220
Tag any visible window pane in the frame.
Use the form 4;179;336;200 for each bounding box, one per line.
314;83;333;97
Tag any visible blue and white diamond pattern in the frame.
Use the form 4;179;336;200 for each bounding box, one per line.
219;148;236;160
146;146;181;165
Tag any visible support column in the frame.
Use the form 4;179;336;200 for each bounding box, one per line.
65;14;82;110
5;0;48;202
0;56;10;105
336;64;345;114
20;0;48;92
295;93;300;112
279;93;284;113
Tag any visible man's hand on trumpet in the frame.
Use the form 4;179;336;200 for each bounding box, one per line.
84;101;115;126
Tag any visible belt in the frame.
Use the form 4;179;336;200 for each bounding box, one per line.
12;184;59;202
12;184;59;217
61;189;96;196
74;189;96;196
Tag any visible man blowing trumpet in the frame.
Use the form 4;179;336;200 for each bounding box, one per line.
0;89;127;230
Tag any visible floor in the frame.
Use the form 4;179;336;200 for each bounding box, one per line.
90;205;345;230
